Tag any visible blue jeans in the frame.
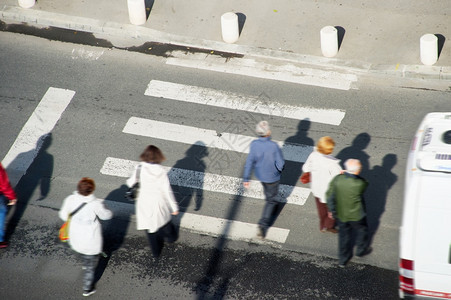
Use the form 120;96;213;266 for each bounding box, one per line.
258;181;280;231
337;217;369;265
0;195;7;242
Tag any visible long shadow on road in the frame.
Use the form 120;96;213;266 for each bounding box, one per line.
93;184;133;286
5;133;54;241
194;190;245;299
1;204;399;300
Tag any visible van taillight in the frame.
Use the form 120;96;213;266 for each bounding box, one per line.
399;259;415;294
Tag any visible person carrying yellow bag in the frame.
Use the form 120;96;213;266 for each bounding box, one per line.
59;202;87;242
59;177;112;297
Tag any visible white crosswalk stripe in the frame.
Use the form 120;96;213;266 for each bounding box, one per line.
166;53;358;91
176;212;289;243
123;117;313;163
101;157;310;206
145;80;346;126
105;200;289;244
100;79;348;243
71;47;105;60
2;87;75;186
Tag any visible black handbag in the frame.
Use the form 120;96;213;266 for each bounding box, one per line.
125;165;141;201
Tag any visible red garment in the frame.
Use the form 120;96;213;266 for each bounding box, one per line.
0;163;16;200
315;197;335;230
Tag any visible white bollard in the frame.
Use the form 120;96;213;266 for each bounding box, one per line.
18;0;35;8
420;34;438;66
320;26;338;58
221;12;239;44
127;0;146;26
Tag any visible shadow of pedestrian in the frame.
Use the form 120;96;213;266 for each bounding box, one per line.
194;156;287;298
171;143;208;213
281;119;315;188
336;132;371;179
194;190;244;299
365;154;398;245
197;248;252;300
5;133;54;241
93;184;133;285
267;202;286;228
279;119;314;214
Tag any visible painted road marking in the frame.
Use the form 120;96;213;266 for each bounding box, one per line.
2;87;75;186
101;157;310;206
71;48;105;60
104;200;289;244
166;53;358;91
145;80;346;126
123;117;313;163
176;212;289;243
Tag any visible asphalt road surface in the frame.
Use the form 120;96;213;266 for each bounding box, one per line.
1;205;398;299
1;26;450;299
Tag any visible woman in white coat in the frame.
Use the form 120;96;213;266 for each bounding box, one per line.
127;145;179;258
302;136;342;233
59;177;112;297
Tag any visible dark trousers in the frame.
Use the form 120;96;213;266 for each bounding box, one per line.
146;221;178;258
81;254;97;291
315;197;335;230
337;217;369;265
258;181;280;231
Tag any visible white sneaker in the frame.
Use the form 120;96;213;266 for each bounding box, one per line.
83;289;96;297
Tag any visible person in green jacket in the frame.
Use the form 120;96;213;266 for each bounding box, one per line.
326;159;372;267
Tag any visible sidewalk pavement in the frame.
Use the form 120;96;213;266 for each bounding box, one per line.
1;0;450;80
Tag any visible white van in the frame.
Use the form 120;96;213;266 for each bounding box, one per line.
399;112;451;299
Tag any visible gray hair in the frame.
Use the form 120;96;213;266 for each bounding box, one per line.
256;121;271;137
344;159;361;174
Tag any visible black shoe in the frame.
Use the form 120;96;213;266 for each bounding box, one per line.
338;257;350;267
356;247;373;257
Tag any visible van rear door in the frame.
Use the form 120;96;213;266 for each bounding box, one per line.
414;175;451;297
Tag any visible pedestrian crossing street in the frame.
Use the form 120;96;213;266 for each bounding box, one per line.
100;79;347;244
103;200;290;244
101;157;309;205
2;81;346;245
124;117;313;163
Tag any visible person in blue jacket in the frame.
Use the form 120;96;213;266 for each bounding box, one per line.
243;121;285;239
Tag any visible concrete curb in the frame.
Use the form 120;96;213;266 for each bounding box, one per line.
370;64;451;81
2;5;451;81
